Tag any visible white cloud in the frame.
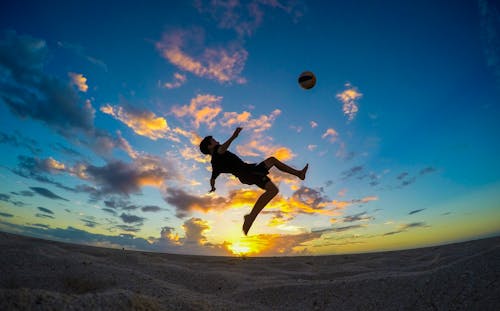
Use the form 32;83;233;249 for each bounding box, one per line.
307;144;317;151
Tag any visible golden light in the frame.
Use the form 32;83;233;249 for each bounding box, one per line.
272;147;294;161
227;237;265;256
228;241;251;256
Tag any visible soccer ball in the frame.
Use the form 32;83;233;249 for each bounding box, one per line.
298;71;316;89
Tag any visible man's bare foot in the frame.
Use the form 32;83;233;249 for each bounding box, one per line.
299;164;309;180
243;214;253;236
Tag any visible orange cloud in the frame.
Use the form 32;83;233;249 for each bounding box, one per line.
68;72;88;92
219;111;251;127
45;157;66;172
180;145;209;164
236;139;294;161
68;163;89;179
100;104;170;140
330;200;352;209
172;127;202;146
164;72;187;89
272;147;294;161
220;109;281;133
171;94;222;129
337;83;362;121
360;196;378;203
322;128;338;143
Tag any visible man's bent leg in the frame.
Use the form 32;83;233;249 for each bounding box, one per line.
263;157;308;180
243;181;278;235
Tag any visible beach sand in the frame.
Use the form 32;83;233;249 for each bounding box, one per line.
0;232;498;310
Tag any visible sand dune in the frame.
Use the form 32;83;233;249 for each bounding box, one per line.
0;232;498;310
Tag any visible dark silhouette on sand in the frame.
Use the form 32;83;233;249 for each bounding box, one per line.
200;127;308;235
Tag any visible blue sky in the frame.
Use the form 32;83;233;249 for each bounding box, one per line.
0;0;499;256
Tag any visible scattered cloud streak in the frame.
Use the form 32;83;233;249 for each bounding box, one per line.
313;224;366;234
342;211;374;223
30;187;68;201
80;218;99;228
57;41;108;72
194;0;304;38
141;205;163;213
164;72;187;89
156;28;247;84
0;131;41;154
120;213;145;224
37;206;54;214
0;193;27;207
36;213;54;219
12;155;78;192
383;222;429;236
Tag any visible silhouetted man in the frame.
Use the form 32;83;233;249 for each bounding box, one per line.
199;127;308;235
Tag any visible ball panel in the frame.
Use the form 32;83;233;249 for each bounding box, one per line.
298;71;316;89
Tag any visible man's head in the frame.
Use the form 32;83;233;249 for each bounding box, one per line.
199;136;218;155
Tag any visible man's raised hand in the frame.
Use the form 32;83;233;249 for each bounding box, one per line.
233;127;242;138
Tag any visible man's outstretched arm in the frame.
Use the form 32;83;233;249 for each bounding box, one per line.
218;127;242;154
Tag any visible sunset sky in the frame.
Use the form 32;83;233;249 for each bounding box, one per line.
1;0;499;256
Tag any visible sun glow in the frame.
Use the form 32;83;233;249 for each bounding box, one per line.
228;238;263;256
229;241;251;255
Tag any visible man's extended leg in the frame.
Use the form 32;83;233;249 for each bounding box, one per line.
263;156;308;180
243;181;279;235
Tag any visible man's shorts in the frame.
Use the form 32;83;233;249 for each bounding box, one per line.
237;162;271;189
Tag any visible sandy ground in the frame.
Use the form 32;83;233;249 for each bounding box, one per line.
0;232;499;310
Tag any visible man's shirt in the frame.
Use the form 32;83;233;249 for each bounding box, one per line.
210;145;250;180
